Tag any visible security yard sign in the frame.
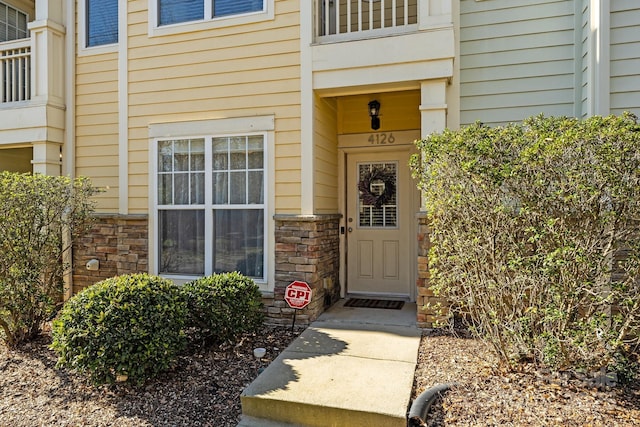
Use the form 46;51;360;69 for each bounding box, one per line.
285;281;312;309
284;281;312;330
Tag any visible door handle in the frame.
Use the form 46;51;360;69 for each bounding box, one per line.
348;227;353;233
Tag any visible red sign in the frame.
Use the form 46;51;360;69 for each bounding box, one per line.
284;281;312;309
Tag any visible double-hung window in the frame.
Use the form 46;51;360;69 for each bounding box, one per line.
86;0;118;47
156;134;266;281
158;0;265;26
0;2;28;42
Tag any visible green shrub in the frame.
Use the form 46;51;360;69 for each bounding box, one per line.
0;172;96;348
51;274;186;385
410;113;640;377
182;272;264;345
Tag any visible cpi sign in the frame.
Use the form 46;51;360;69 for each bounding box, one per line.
284;281;312;309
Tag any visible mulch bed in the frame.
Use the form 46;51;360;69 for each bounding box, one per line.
412;330;640;426
2;325;639;426
0;325;302;427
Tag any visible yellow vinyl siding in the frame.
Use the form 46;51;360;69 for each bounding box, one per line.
314;95;338;213
75;51;119;212
126;0;302;214
0;147;31;173
337;91;420;135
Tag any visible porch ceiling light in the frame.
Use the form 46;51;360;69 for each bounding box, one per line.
368;100;381;130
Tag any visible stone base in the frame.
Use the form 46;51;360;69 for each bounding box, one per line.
72;214;149;293
416;212;445;328
267;214;342;326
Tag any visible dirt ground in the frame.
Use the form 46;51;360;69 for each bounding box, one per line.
1;325;639;426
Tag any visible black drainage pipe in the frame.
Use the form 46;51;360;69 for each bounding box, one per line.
407;383;454;427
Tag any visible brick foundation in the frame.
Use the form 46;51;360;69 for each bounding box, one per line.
72;214;149;293
267;214;342;327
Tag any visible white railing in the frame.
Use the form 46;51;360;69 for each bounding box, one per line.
317;0;418;39
1;39;31;104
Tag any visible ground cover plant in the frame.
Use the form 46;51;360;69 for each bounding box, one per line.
0;172;96;348
411;113;640;378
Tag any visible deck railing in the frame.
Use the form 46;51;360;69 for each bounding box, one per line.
317;0;418;39
1;39;31;104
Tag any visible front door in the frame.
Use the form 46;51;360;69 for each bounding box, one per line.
346;150;411;298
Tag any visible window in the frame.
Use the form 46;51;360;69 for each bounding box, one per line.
86;0;118;47
156;134;266;280
0;2;28;42
157;0;265;26
213;0;264;18
358;162;398;228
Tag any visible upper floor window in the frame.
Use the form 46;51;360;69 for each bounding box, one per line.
158;0;265;26
86;0;118;47
0;2;28;42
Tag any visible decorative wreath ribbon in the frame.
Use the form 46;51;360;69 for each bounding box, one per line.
358;167;396;208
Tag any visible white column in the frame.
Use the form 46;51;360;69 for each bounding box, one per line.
420;79;448;135
300;0;315;215
28;0;66;107
419;0;453;30
587;0;610;116
419;79;448;211
31;141;61;175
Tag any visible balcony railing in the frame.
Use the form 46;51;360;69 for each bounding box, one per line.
1;39;31;104
317;0;418;40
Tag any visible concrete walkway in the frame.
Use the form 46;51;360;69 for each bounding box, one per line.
239;300;421;427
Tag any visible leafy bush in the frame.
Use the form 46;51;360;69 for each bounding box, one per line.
51;274;186;385
182;272;264;345
0;172;96;348
411;113;640;377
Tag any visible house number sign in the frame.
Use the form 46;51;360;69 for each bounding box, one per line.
368;132;396;145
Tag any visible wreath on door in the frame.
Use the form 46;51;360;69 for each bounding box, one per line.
358;166;396;208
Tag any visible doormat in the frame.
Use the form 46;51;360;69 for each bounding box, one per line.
344;298;404;310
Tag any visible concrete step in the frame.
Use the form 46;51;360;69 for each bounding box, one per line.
240;321;421;427
237;415;303;427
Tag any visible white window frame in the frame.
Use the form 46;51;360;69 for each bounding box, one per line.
148;0;274;38
149;116;275;289
78;0;119;55
0;1;29;42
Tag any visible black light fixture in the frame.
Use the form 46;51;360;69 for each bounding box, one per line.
368;100;380;130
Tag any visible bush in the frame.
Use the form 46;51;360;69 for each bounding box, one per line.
0;172;96;348
182;272;264;345
51;274;186;385
410;113;640;378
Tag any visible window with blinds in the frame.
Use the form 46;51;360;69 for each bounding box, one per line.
158;0;265;26
0;2;28;43
86;0;118;47
358;162;398;228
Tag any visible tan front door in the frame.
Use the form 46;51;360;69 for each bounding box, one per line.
346;150;412;298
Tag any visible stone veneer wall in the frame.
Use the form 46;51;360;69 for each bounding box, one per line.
416;212;447;328
265;214;341;327
72;214;149;293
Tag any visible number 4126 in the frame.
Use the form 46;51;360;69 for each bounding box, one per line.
368;133;395;145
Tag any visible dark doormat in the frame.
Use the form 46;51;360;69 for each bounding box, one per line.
344;298;404;310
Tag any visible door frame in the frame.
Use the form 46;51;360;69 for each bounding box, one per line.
337;130;421;302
